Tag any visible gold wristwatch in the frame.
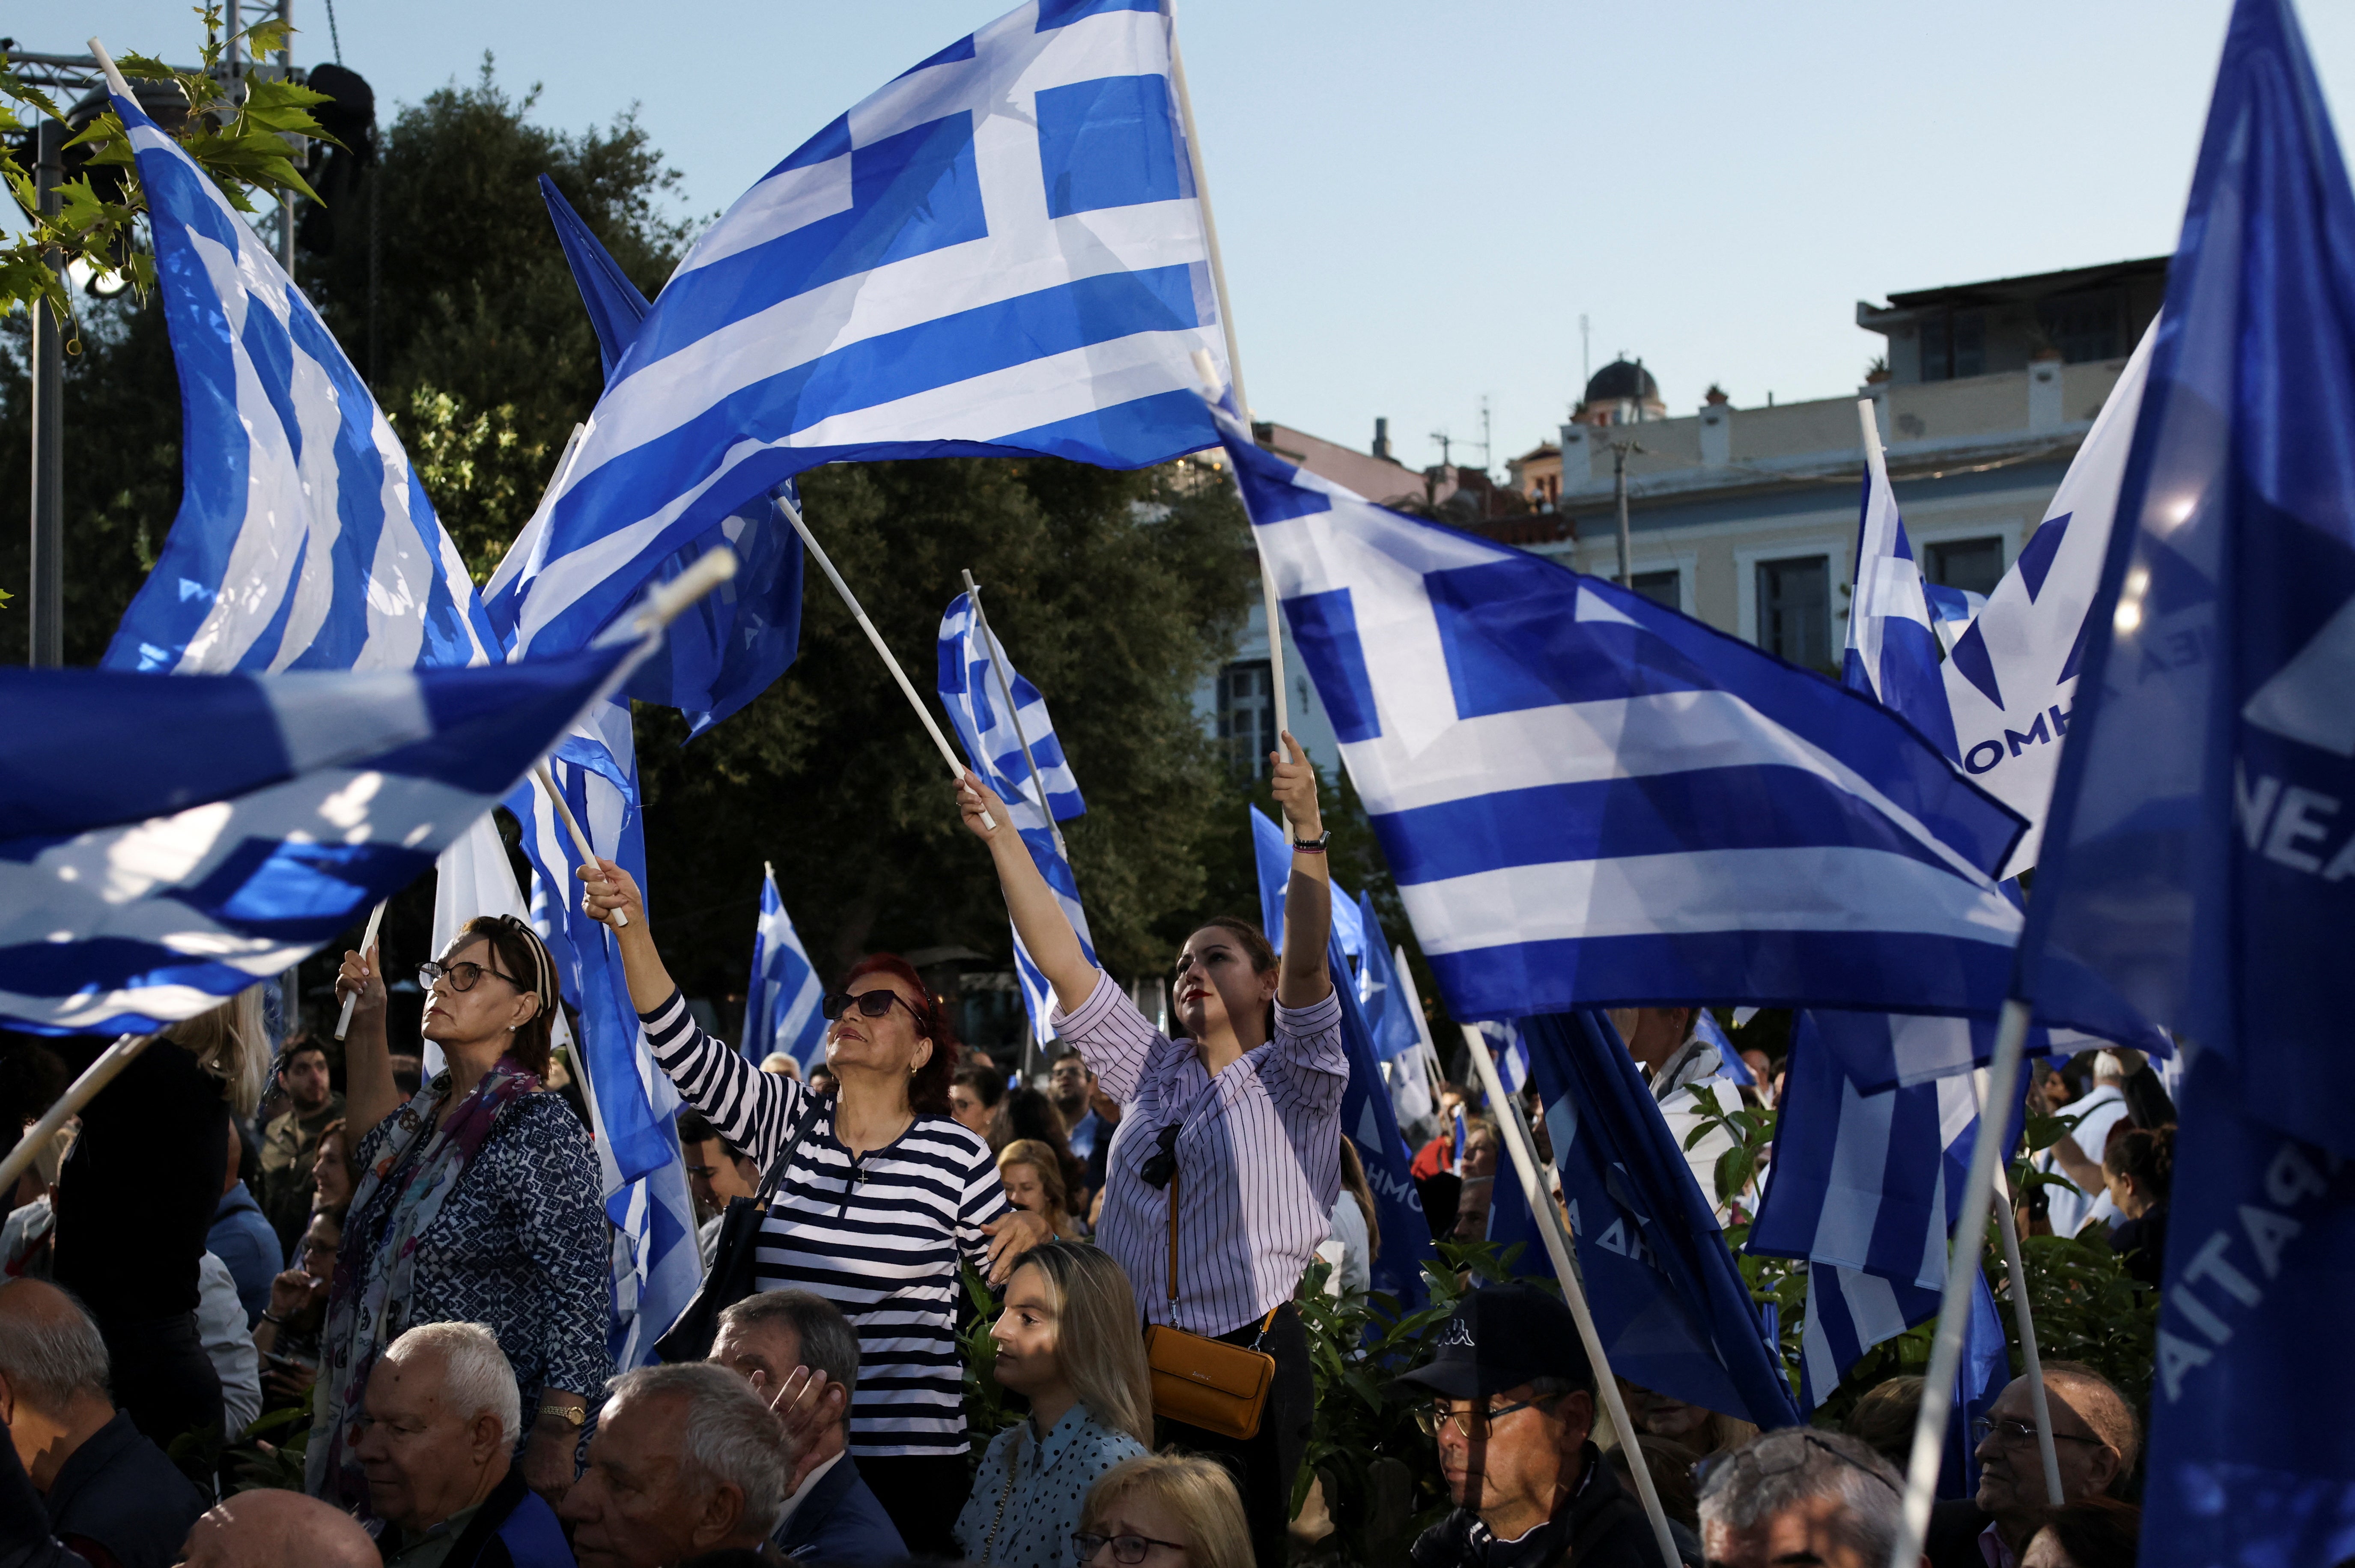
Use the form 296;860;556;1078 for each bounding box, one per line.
539;1402;588;1429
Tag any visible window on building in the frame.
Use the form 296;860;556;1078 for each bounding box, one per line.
1632;569;1681;611
1917;309;1985;382
1925;536;2006;596
2039;293;2121;363
1756;556;1831;670
1217;660;1277;776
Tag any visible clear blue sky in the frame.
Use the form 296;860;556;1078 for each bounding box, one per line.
44;0;2355;475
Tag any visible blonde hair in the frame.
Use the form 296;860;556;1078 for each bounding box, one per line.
162;987;271;1118
1010;1241;1153;1448
1082;1454;1251;1568
997;1138;1074;1227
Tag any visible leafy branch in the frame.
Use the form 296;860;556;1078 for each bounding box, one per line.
0;7;339;343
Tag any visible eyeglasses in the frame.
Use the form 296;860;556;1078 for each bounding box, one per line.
1971;1417;2107;1449
1695;1431;1901;1499
1414;1395;1554;1439
821;989;921;1025
1070;1532;1185;1564
418;960;524;995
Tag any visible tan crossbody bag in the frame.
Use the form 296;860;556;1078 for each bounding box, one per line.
1141;1160;1278;1440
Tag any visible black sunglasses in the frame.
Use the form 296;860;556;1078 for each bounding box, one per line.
821;988;922;1025
1139;1122;1181;1190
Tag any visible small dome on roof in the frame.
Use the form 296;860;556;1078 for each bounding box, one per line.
1583;358;1660;406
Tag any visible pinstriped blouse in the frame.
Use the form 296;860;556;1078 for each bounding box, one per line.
1050;975;1346;1338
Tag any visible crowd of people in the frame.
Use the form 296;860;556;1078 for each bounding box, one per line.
0;742;2166;1568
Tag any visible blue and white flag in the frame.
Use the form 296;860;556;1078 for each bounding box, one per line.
533;176;808;738
1473;1020;1531;1097
1944;322;2157;878
939;593;1087;824
1327;934;1430;1309
1922;584;1986;655
1845;408;1957;759
1209;405;2150;1045
1521;1011;1801;1431
0;646;631;1034
96;70;495;675
934;593;1097;1050
1248;805;1365;962
1693;1009;1755;1087
1354;895;1424;1063
2020;2;2355;1559
489;0;1231;660
507;700;700;1369
745;864;828;1069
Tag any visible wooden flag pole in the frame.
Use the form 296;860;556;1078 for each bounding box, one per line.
1991;1161;2067;1504
1461;1025;1684;1568
780;495;994;831
1887;998;2034;1568
534;764;628;928
334;899;389;1040
961;570;1066;860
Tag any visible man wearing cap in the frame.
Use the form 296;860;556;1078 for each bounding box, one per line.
1397;1283;1656;1568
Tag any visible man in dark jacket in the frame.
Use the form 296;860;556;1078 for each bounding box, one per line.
709;1291;906;1564
0;1280;204;1568
1396;1284;1655;1568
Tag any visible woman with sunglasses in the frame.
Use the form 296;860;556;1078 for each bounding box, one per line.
574;859;1052;1559
955;731;1341;1568
316;916;608;1514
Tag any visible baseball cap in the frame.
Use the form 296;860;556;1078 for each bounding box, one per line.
1389;1282;1595;1400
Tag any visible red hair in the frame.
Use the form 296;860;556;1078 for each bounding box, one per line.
841;953;959;1117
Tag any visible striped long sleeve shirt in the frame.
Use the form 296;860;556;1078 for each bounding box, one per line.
1052;975;1347;1338
642;990;1009;1457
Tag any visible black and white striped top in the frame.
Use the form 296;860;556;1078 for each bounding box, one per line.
1053;975;1346;1338
642;990;1009;1457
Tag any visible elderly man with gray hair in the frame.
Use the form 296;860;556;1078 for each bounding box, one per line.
560;1362;793;1568
0;1278;204;1568
353;1322;571;1568
1696;1427;1925;1568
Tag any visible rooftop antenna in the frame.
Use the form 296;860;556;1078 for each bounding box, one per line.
1580;313;1592;389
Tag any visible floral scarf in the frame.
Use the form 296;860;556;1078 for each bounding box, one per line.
306;1058;539;1506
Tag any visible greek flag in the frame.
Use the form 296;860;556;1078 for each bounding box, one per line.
533;178;807;738
1945;320;2156;878
506;701;700;1368
95;68;495;675
0;646;631;1034
936;593;1095;1049
489;0;1230;659
1209;405;2150;1043
1749;1014;2013;1483
2020;3;2355;1559
746;864;828;1069
1845;408;1957;757
1923;584;1986;654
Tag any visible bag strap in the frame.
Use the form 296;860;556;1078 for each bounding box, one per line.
754;1088;835;1209
1165;1161;1180;1312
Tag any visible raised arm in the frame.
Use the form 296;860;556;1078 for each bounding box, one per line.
333;939;400;1138
1269;733;1333;1009
577;857;679;1019
957;772;1103;1013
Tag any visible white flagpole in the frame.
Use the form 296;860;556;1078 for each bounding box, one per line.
334;899;388;1039
1887;998;2033;1568
961;570;1065;860
1169;21;1294;805
781;495;995;831
1461;1025;1683;1568
1991;1162;2066;1504
534;764;629;928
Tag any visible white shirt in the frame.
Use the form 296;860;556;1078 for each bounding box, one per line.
774;1449;846;1534
2040;1082;2131;1237
1327;1193;1371;1305
197;1251;261;1437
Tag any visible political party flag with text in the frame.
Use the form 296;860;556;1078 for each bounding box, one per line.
2018;1;2355;1560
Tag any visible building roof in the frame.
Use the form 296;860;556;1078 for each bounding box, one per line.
1862;256;2167;323
1583;358;1660;406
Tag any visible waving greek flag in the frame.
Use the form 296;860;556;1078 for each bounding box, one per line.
1845;406;1956;758
1210;406;2153;1043
746;865;828;1069
936;593;1096;1049
0;646;631;1034
505;699;699;1368
1750;1015;2012;1474
95;63;495;675
491;0;1230;659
